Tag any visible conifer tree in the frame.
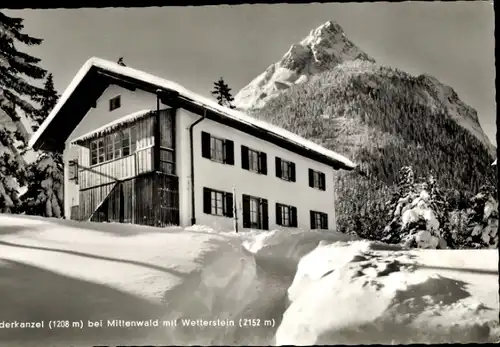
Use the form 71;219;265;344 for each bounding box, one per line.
32;73;57;132
0;11;46;212
211;77;236;109
21;73;64;218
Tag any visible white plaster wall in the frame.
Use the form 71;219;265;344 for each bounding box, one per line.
176;110;194;227
63;84;158;219
176;109;337;232
67;85;158;142
63;144;80;219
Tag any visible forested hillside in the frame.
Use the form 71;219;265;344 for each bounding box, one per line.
250;60;496;239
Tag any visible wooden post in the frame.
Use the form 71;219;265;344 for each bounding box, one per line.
233;185;238;233
119;182;125;223
153;92;162;227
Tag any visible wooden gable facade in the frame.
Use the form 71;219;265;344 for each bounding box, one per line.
69;109;179;226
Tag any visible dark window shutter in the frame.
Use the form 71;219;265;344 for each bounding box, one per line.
275;157;282;178
321;173;326;191
201;132;211;159
290;162;296;182
224;140;234;165
242;194;251;228
323;213;329;229
203;187;211;214
310;210;315;229
276;203;282;225
241;146;249;170
261;199;269;230
225;192;234;218
291;206;298;227
308;169;314;187
260;152;267;175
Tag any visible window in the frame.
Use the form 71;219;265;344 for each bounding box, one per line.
201;131;234;165
130;125;137;153
109;96;121;111
160;149;175;175
113;132;122;158
248;149;259;172
310;211;328;230
276;157;296;182
276;203;298;227
212;191;224;216
241;146;267;175
281;161;290;180
105;134;114;161
89;127;137;166
122;129;131;156
211;136;224;162
68;159;79;183
91;139;105;165
203;187;234;218
308;169;326;191
242;194;268;230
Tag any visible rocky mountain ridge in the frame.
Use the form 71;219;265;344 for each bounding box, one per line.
234;21;374;109
234;21;495;156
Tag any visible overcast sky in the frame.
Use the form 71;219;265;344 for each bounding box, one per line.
7;1;496;145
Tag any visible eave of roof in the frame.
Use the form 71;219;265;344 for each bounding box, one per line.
71;109;155;144
29;57;357;171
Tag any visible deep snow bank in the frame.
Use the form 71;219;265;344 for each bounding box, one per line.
242;227;358;267
277;240;499;345
1;215;497;346
165;226;359;345
0;216;271;346
0;217;358;346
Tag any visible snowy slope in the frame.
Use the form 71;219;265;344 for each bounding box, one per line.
1;215;498;346
234;21;374;109
276;240;499;345
0;215;250;346
0;215;295;346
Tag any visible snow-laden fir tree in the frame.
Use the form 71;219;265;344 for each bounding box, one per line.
211;77;236;109
31;73;57;132
0;11;46;212
20;73;64;218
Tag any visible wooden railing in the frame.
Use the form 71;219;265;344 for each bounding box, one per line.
88;181;120;222
78;147;153;190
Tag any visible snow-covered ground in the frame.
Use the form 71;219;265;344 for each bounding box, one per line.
277;241;499;345
0;214;498;346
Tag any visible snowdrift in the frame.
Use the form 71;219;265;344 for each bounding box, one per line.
0;215;265;346
277;240;499;345
1;214;498;346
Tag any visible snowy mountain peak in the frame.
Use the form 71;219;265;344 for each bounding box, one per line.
234;21;374;109
302;20;345;44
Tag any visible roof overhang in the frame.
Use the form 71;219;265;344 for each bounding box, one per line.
71;109;156;146
30;67;109;153
30;59;356;171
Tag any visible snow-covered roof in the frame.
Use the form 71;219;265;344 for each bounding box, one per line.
71;109;155;144
29;57;356;170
